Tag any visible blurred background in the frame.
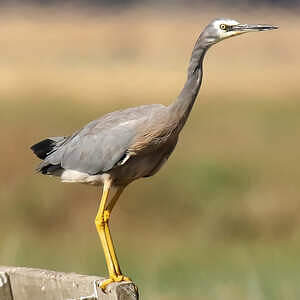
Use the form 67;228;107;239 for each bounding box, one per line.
0;1;300;299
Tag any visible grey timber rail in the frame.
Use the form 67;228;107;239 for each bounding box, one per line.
0;266;138;300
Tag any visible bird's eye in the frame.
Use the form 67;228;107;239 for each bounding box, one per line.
220;24;227;30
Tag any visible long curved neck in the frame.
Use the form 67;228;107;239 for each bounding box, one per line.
169;34;209;131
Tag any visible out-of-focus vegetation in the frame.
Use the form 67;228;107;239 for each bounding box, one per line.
0;5;300;300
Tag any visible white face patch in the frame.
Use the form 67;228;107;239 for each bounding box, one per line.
211;19;240;40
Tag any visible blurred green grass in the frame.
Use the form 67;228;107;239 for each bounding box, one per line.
1;96;300;300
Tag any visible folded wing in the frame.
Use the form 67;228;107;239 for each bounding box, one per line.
34;104;166;175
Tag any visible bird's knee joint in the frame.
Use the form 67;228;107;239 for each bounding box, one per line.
103;210;110;222
95;210;111;227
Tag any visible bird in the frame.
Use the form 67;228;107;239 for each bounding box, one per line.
31;18;278;290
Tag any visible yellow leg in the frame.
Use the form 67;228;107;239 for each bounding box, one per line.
101;221;131;290
106;186;125;212
104;186;126;275
95;179;116;278
95;182;131;291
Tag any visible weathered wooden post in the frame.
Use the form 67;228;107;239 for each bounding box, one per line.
0;266;138;300
0;271;13;300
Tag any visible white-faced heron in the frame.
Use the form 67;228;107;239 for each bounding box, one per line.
31;18;278;290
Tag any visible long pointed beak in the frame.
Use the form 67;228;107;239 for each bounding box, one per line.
231;24;279;32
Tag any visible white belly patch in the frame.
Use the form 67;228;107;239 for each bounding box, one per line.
60;169;109;185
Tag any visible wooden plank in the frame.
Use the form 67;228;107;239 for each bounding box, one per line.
0;272;13;300
0;266;138;300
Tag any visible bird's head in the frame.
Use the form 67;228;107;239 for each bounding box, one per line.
200;18;278;47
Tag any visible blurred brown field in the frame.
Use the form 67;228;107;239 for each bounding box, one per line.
1;5;300;300
0;5;299;102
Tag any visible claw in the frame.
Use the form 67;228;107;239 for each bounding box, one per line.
99;275;132;292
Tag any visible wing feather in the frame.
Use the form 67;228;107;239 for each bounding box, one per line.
37;104;166;175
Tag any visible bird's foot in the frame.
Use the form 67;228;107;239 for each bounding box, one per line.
100;275;132;292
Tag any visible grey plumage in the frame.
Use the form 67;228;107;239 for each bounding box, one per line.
33;104;172;182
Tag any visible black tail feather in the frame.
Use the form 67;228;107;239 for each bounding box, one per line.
40;164;62;174
31;139;55;159
30;136;66;160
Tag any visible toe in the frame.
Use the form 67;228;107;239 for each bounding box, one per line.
99;278;113;291
99;275;133;291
